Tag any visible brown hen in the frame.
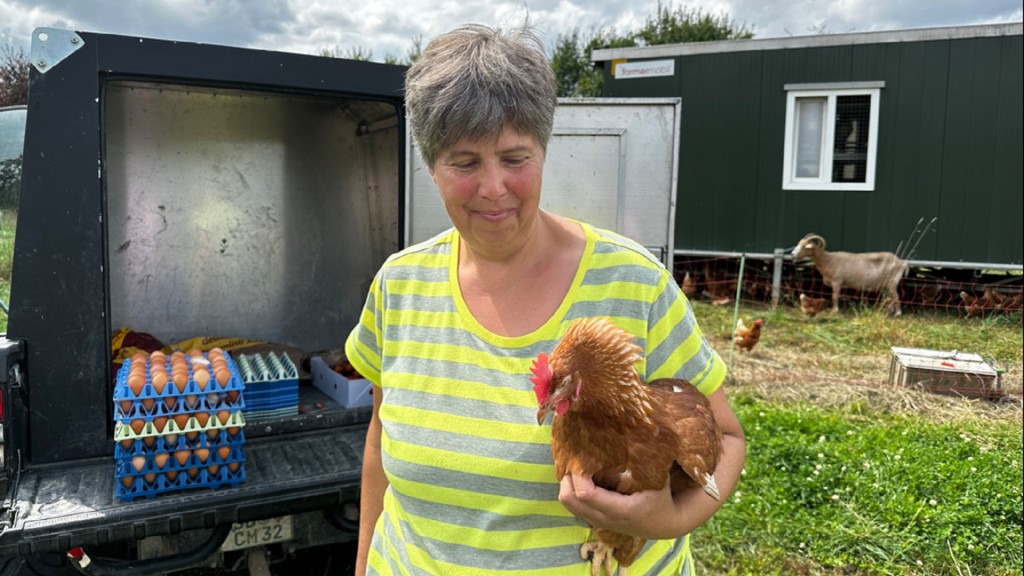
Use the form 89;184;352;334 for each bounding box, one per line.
733;318;764;353
531;317;723;576
799;293;829;318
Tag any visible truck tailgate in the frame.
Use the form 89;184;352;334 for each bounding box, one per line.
1;416;369;557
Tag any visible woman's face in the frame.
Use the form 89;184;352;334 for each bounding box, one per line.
431;125;545;259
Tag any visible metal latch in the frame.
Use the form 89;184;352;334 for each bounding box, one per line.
30;27;85;73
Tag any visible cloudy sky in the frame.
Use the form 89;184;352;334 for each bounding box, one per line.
2;0;1021;61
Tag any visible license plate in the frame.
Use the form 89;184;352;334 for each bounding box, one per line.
221;516;294;552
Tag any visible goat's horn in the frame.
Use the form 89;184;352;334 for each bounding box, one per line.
803;233;826;250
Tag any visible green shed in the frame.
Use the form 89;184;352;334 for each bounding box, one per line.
592;23;1023;270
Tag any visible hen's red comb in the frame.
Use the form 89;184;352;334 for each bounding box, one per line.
530;352;552;404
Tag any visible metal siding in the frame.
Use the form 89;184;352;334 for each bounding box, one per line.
990;35;1023;265
677;52;765;253
886;41;950;261
938;38;998;263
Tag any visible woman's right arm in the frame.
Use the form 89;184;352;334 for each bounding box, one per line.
355;387;386;575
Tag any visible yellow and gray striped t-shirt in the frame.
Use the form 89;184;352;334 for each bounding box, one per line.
345;221;726;575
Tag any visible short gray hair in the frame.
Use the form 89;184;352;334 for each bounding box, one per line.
405;23;558;168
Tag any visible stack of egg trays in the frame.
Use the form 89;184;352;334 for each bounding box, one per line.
235;351;298;421
112;352;248;501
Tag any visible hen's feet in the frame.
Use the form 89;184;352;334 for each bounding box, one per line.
580;541;621;576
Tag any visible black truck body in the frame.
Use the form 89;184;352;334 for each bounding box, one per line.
1;28;405;572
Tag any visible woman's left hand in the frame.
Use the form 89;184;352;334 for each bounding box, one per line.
558;472;683;540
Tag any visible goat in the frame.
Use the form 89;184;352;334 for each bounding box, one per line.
791;233;909;316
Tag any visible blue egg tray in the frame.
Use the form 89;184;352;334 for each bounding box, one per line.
113;353;246;423
112;350;249;501
236;352;298;420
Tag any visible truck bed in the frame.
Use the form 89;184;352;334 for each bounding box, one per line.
1;386;371;558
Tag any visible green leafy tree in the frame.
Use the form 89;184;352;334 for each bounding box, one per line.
634;2;754;46
550;2;753;97
1;43;30;107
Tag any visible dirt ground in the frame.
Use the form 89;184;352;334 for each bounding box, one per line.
707;332;1024;426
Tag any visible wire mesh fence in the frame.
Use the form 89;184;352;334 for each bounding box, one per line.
673;254;1023;323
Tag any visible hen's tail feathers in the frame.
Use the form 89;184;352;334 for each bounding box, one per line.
704;473;721;500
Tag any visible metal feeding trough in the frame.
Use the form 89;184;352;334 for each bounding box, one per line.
889;347;1001;400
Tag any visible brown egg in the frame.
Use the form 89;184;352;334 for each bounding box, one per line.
121;476;134;489
131;351;148;364
154;453;170;469
129;419;146;435
217;446;231;461
225;390;240;404
119;438;134;450
215;367;231;386
172;413;190;431
143;436;156;447
194;412;211;428
228;461;241;472
186;431;199;441
166;470;179;482
164;433;179;447
164;396;178;411
217;410;232;426
152;416;168;433
131;456;146;472
194;448;210;463
174;449;191;467
150;350;166;361
207;464;220;476
141;398;156;412
151;371;168;394
144;473;157;484
193;369;210;390
185;394;199;408
186;466;200;478
188;348;203;357
128;372;145;396
119;400;134;415
172;371;189;393
227;426;241;437
207;429;220;441
209;347;225;358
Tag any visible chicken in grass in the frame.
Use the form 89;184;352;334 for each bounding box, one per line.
531;317;723;576
733;318;764;353
799;293;829;318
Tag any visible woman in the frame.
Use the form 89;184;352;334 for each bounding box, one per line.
345;23;745;575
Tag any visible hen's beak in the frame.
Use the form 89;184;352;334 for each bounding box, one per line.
536;407;551;425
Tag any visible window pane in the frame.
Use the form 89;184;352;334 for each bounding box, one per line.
794;97;825;178
831;95;871;182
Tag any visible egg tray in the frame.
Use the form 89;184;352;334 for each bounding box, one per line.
243;380;299;410
115;428;246;459
114;390;247;421
113;409;246;442
236;352;298;417
112;353;245;416
115;459;247;501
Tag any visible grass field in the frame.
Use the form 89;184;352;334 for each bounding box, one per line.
690;300;1023;576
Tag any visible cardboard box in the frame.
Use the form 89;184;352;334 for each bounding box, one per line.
311;356;373;408
889;347;1000;400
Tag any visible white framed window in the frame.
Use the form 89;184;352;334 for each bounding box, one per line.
782;82;882;191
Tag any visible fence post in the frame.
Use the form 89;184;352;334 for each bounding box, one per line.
771;248;784;308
